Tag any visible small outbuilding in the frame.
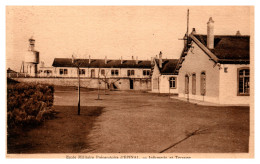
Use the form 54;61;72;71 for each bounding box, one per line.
151;52;179;94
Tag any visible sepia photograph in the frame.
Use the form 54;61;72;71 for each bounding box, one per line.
5;5;254;159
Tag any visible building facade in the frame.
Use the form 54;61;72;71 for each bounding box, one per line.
44;57;152;90
151;52;178;94
175;18;250;105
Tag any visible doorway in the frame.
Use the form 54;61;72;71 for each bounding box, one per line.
130;79;134;89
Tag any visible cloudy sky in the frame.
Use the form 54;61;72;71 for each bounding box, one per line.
6;6;252;71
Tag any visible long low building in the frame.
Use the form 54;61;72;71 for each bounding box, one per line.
37;57;153;90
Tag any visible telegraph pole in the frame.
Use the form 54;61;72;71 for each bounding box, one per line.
72;54;81;115
77;66;81;115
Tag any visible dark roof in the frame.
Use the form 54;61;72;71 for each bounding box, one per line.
52;58;152;69
155;59;179;74
7;68;17;73
193;34;250;62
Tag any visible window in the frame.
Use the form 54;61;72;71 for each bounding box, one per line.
91;69;95;78
111;70;119;76
128;70;135;76
59;69;68;75
200;72;206;96
192;73;196;95
169;77;176;89
238;68;250;96
115;70;119;76
131;70;135;75
79;69;85;75
101;69;105;76
185;75;189;94
143;70;151;76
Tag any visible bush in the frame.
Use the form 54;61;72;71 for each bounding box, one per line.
7;83;55;129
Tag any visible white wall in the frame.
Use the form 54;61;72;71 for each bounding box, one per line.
159;75;178;94
178;42;220;104
219;64;250;105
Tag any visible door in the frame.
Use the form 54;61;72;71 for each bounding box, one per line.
130;79;134;89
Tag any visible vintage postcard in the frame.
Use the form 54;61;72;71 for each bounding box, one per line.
5;6;254;159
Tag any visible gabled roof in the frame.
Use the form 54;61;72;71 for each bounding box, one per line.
193;34;250;63
52;58;152;69
174;34;250;74
155;59;179;75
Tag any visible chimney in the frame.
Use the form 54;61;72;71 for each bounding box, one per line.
159;51;162;68
89;55;91;64
151;57;154;65
105;56;107;64
120;56;123;64
136;56;138;64
191;28;196;34
207;17;214;49
236;30;241;36
132;56;134;60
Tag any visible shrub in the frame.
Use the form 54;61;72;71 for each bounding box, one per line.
7;83;55;129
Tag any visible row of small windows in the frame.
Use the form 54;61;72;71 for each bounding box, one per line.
184;68;249;96
185;72;206;96
59;69;150;77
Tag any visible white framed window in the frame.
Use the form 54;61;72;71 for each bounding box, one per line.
59;69;68;75
169;77;177;89
79;69;85;75
111;69;119;76
143;70;151;76
128;70;135;76
238;68;250;96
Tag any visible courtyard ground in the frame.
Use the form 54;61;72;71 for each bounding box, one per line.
8;86;249;153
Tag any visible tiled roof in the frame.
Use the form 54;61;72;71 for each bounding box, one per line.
193;34;250;63
52;58;152;69
155;59;179;74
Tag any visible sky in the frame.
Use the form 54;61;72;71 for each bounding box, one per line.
6;6;252;71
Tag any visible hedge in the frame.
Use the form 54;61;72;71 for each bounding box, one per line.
7;83;55;129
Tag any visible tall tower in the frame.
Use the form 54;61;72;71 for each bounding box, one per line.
24;37;40;77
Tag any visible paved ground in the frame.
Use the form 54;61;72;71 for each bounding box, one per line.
54;86;249;153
